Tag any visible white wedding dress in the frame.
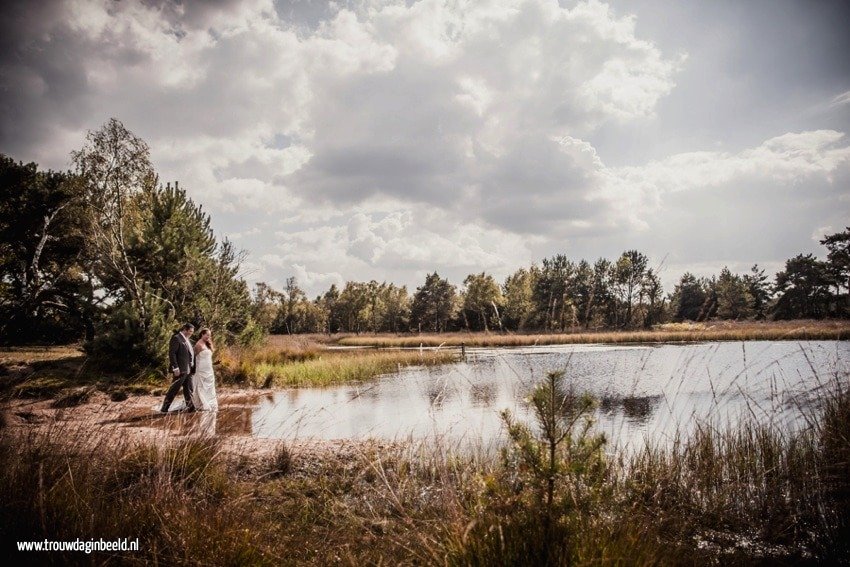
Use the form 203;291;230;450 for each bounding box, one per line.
191;349;218;411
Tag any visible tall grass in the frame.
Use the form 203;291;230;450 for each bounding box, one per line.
2;377;848;564
425;380;850;565
620;423;832;562
336;320;850;348
0;426;272;565
219;347;458;388
0;425;443;564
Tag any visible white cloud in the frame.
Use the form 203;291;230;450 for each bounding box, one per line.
4;0;682;231
3;0;849;296
285;0;682;232
263;203;538;293
830;90;850;108
812;226;833;242
599;129;850;229
227;227;261;240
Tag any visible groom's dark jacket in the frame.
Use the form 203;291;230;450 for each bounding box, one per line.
169;332;194;375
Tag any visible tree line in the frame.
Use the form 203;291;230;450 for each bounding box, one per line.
0;119;259;367
251;236;850;336
2;118;849;358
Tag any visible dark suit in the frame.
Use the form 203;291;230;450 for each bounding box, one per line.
160;332;195;412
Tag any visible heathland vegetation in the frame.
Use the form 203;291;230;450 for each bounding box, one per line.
2;370;848;564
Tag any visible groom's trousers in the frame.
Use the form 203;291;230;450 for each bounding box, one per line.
161;371;194;411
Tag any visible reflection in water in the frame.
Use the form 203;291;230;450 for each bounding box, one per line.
196;411;217;438
599;395;661;425
349;384;382;403
251;341;848;450
470;383;497;407
425;380;454;408
111;406;254;437
622;396;658;423
214;408;254;435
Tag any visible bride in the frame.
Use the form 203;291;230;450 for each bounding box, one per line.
190;328;218;411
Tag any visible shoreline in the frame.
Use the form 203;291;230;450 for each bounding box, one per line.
2;346;848;564
2;321;848;401
333;320;850;347
0;389;404;471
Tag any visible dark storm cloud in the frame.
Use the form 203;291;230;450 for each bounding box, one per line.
287;60;473;205
0;0;92;164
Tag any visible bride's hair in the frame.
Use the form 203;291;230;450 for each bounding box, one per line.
198;328;214;352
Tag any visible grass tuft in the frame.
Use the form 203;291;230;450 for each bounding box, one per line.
267;441;293;478
50;386;97;408
220;346;458;388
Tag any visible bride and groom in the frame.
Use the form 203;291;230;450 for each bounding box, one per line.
160;323;218;413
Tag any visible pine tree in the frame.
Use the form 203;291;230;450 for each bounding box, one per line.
411;272;457;333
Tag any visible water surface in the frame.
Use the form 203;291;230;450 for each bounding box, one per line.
249;341;848;450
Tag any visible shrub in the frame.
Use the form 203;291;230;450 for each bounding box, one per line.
453;371;607;566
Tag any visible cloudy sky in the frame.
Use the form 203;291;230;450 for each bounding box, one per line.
2;0;849;296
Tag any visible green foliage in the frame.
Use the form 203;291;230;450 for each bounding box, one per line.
743;264;772;319
320;283;341;333
671;272;710;321
378;282;411;332
291;279;410;335
235;317;267;349
821;226;850;315
274;277;310;334
769;228;850;319
773;253;833;319
411;272;457;333
129;181;216;311
612;250;649;327
638;268;665;327
189;239;255;341
715;267;754;320
462;272;503;331
589;258;616;328
570;260;595;329
502;267;536;330
523;251;657;331
250;282;284;331
333;281;372;334
532;255;577;331
0;155;94;343
68;119;258;367
456;372;607;565
86;283;177;369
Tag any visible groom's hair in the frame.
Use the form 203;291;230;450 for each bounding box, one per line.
180;323;195;332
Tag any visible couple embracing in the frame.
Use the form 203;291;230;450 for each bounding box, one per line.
160;323;218;413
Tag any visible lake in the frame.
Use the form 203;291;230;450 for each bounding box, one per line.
248;341;849;450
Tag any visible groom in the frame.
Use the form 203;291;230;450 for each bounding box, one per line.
160;323;196;413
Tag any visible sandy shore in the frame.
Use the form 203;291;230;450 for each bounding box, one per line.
1;389;398;474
